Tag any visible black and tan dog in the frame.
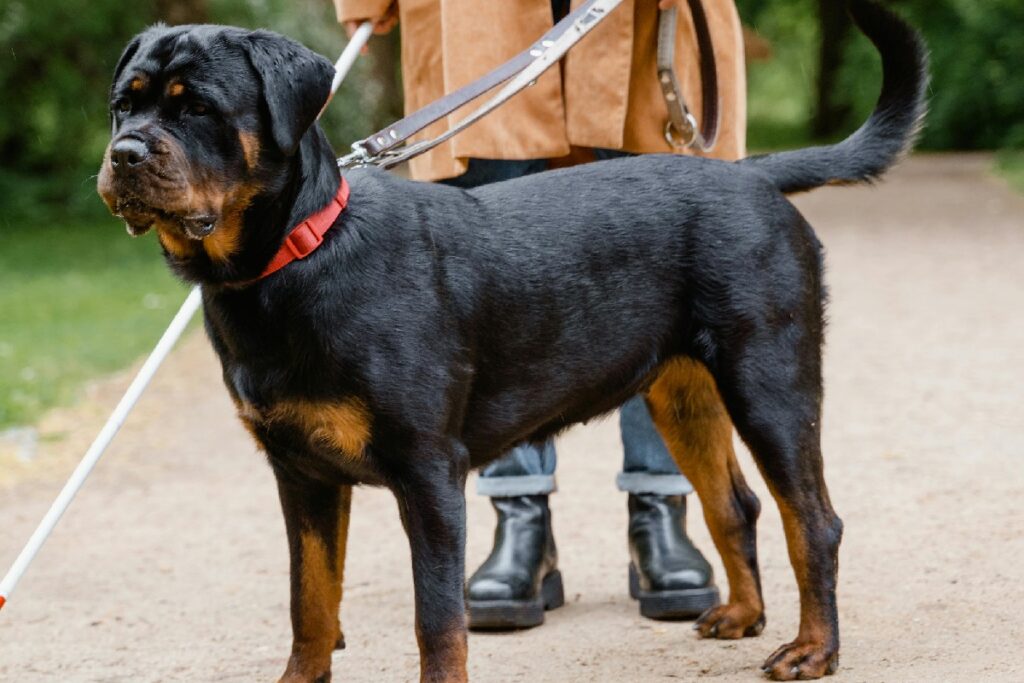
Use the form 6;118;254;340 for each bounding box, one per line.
97;2;926;680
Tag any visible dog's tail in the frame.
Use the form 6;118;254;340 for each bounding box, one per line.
740;0;929;194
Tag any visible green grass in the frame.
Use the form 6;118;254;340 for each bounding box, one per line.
745;56;815;153
994;151;1024;195
0;212;189;429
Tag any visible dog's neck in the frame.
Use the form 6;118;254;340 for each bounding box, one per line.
171;125;341;288
272;126;343;250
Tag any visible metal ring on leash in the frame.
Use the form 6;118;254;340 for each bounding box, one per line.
664;114;699;150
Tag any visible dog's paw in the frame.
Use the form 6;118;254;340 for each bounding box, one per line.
693;603;765;639
760;639;838;680
278;654;332;683
334;620;346;651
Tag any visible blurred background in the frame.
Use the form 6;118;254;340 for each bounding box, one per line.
0;0;1021;435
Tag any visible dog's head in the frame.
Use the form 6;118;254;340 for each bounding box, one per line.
98;25;334;266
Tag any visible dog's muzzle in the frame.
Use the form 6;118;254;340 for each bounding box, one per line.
99;133;217;239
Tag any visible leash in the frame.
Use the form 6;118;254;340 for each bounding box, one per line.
0;22;376;614
659;1;719;151
340;0;719;170
339;0;624;169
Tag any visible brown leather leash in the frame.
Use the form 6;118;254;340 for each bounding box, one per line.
660;0;719;151
339;0;719;170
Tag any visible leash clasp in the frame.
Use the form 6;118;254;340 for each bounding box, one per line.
338;143;372;169
664;114;699;150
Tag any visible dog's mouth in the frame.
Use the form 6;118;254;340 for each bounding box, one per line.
113;196;217;239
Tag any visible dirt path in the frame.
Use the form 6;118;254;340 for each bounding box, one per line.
2;155;1022;682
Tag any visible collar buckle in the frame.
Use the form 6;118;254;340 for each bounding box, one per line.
283;220;324;260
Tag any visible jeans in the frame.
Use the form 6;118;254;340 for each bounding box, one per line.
440;153;694;499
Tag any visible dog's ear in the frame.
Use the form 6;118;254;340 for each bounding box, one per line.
243;31;335;156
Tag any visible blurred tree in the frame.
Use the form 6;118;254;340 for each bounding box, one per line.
737;0;1024;151
155;0;209;24
366;32;404;135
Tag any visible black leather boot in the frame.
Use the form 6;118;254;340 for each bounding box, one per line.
466;495;564;630
628;493;719;620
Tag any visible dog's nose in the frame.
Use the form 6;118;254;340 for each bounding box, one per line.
110;137;150;168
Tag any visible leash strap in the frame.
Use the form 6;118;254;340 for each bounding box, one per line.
339;0;624;169
658;1;719;151
339;0;719;169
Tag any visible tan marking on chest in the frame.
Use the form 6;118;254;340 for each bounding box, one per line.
237;399;371;460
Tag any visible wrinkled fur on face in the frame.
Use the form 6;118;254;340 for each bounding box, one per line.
98;24;335;280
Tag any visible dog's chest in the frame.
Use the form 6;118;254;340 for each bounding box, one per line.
237;398;369;457
221;350;378;482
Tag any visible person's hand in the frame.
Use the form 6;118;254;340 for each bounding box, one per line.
343;2;398;53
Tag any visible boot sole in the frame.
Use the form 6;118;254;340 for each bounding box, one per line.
467;570;565;631
628;563;720;620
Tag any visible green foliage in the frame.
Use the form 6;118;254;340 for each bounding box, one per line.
738;0;818;150
901;0;1024;150
738;0;1024;151
0;217;187;428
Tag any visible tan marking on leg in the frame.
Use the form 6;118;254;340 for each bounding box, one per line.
416;619;468;683
280;531;342;683
647;358;764;637
778;503;825;643
760;499;841;680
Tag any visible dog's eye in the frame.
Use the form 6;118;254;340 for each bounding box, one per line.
187;103;209;117
114;98;131;115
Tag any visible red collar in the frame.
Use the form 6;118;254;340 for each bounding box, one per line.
259;177;350;279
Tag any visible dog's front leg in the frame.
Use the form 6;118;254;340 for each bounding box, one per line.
273;466;352;683
394;451;469;683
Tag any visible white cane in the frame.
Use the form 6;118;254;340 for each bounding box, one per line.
0;21;374;612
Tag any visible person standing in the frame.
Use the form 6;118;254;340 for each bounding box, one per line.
334;0;746;629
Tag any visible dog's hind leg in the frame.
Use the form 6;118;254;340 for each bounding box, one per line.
710;322;843;681
394;442;470;683
646;359;766;639
273;470;352;683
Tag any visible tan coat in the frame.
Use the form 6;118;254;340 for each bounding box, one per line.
334;0;746;181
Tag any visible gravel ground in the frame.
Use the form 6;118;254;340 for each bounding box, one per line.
1;155;1022;682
